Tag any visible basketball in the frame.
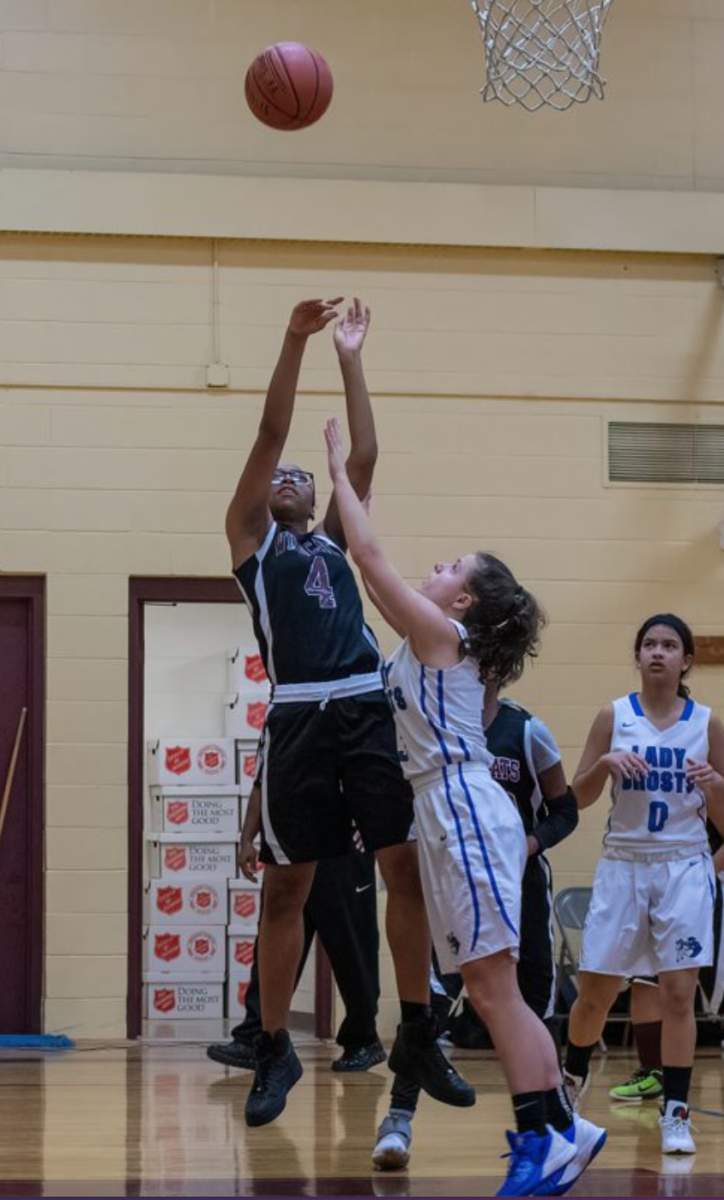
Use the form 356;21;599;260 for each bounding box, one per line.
245;42;333;131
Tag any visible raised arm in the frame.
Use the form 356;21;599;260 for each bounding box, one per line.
225;297;341;570
324;418;458;666
322;299;378;547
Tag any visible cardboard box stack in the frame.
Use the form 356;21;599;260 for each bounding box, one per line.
143;646;269;1026
221;648;269;1022
144;735;257;1023
223;649;269;801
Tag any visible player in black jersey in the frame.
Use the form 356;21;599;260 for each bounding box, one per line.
226;298;471;1127
373;681;579;1172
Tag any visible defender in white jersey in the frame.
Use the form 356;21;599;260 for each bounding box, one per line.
563;614;724;1156
324;417;606;1198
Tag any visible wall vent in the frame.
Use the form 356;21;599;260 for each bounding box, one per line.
608;422;724;484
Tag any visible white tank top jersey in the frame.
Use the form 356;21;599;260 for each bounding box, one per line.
603;692;710;858
383;620;494;789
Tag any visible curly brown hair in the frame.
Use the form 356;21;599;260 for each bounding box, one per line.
461;552;545;688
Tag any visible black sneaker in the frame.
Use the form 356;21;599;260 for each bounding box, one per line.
331;1041;387;1073
245;1030;303;1128
206;1040;256;1070
388;1018;476;1107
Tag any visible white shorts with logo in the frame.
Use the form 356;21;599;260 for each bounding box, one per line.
413;764;527;974
580;851;715;977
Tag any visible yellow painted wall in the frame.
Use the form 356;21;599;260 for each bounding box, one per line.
1;234;723;1036
1;0;723;194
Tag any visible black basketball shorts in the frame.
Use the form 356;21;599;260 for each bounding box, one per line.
257;690;414;865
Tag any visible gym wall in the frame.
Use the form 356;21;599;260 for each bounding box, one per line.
1;0;724;1037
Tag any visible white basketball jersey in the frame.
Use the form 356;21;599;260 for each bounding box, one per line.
603;693;710;857
383;620;494;786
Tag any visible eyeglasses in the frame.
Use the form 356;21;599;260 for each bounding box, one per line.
271;469;314;487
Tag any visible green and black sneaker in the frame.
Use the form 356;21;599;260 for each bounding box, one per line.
609;1067;663;1102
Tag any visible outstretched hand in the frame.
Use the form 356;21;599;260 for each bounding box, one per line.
325;417;348;483
333;297;371;358
289;297;343;338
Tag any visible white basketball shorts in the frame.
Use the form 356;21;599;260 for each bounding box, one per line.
579;852;715;977
413;764;527;974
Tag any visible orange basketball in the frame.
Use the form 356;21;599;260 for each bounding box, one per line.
245;42;333;131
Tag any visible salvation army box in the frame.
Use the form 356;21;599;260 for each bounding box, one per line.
227;884;262;930
144;973;224;1020
150;786;242;834
147;738;236;787
226;648;270;695
144;878;227;926
147;833;239;879
143;924;226;974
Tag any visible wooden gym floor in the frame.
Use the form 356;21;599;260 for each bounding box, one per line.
1;1039;724;1197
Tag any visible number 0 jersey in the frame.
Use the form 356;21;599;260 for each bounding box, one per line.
233;520;381;686
603;692;710;858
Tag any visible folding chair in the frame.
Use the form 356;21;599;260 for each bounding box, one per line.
554;885;632;1050
552;887;592;1018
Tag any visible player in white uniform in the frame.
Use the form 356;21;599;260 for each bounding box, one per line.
324;417;606;1198
563;614;724;1156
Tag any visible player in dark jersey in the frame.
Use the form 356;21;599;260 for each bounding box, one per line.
226;297;471;1128
373;681;578;1171
207;784;386;1074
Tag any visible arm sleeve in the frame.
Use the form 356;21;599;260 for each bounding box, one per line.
527;717;578;853
532;787;579;854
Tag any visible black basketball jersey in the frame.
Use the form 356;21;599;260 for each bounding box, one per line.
485;699;547;837
234;521;382;686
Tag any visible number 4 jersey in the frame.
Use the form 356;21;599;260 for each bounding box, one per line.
234;521;381;686
604;693;710;858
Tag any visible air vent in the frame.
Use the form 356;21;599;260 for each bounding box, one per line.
608;422;724;484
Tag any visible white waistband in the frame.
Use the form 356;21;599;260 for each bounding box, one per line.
272;671;383;704
412;762;493;797
602;844;709;864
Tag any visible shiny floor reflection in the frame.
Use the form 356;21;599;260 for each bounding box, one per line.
1;1039;723;1196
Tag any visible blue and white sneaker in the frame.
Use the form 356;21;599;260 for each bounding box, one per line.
496;1128;576;1197
540;1116;607;1196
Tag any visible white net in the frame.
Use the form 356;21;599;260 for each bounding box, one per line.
469;0;614;112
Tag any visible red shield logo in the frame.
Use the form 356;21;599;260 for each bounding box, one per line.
165;746;191;776
245;654;268;684
197;744;227;774
164;846;187;872
234;939;255;966
247;702;267;732
188;933;216;961
156;886;183;916
153;988;176;1014
242;754;258;780
154;932;181;962
234;892;257;919
191;886;217;913
166;801;189;826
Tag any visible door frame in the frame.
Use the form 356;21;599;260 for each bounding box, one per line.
127;576;333;1039
0;574;45;1033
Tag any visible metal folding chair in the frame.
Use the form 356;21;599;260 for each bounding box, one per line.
552;886;592;1017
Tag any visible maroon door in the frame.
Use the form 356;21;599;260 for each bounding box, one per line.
0;577;44;1034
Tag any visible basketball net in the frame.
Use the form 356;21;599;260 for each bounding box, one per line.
469;0;614;112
